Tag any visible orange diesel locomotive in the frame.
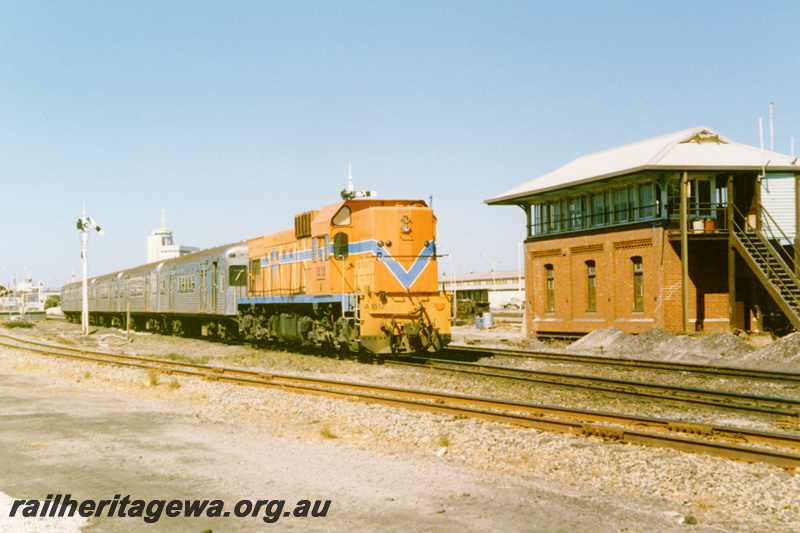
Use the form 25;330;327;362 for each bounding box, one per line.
238;194;451;356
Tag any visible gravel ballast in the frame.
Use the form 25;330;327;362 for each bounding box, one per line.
2;320;800;530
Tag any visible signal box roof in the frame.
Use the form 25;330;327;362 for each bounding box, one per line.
487;126;800;205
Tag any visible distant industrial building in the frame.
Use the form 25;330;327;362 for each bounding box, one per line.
439;269;524;309
146;209;199;263
487;126;800;338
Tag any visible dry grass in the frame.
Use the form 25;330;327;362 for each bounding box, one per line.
3;320;34;329
320;426;338;439
161;352;210;364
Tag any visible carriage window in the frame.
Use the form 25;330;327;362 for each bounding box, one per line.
334;232;349;260
229;265;247;286
332;206;351;226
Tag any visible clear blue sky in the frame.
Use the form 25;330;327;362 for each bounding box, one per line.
2;1;799;289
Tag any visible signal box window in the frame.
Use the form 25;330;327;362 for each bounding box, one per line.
632;256;644;312
334;233;349;260
544;264;555;313
586;261;596;313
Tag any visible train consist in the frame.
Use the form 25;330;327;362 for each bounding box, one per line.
62;192;451;356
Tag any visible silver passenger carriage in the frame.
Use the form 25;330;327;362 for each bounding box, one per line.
62;243;248;338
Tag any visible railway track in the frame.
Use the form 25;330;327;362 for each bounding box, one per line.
392;358;800;422
3;331;800;469
444;345;800;384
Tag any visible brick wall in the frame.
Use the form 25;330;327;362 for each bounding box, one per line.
524;227;731;336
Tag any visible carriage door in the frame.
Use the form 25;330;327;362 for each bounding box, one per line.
144;273;149;313
117;277;124;312
121;277;128;313
199;262;208;312
168;268;175;312
211;261;219;313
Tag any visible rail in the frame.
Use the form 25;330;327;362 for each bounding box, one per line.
442;345;800;384
3;331;800;468
395;357;800;421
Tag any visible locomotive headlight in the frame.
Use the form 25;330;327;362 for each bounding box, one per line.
401;224;410;233
401;215;409;223
378;241;384;248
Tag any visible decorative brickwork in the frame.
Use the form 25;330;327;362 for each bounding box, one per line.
613;238;653;251
570;244;604;255
529;248;562;259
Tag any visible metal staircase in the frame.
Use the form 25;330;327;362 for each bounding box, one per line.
730;204;800;330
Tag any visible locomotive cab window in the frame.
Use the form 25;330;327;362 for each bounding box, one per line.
334;232;349;260
332;206;351;226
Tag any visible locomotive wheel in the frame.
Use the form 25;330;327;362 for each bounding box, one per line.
337;345;350;360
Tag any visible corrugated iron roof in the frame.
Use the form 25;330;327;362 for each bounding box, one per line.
487;126;800;205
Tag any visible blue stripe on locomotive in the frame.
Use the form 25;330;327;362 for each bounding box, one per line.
259;240;435;290
238;292;358;312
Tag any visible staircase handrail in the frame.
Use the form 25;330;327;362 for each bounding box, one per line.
730;203;800;311
759;203;800;272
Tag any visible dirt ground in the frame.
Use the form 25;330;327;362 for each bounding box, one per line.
0;350;689;532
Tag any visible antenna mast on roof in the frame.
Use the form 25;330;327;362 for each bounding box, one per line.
759;118;766;178
770;101;775;152
161;208;168;231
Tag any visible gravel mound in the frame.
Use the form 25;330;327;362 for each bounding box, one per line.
615;328;675;355
568;328;757;364
567;327;631;353
696;332;756;359
749;333;800;364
